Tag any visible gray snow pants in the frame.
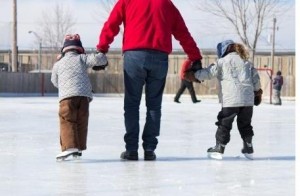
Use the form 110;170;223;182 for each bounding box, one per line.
215;106;254;145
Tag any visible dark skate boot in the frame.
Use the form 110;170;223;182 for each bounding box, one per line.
207;143;225;160
242;137;254;160
174;99;181;103
144;151;156;161
120;151;138;161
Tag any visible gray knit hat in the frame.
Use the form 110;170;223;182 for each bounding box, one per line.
61;34;85;54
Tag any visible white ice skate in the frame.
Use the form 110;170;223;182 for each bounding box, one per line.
56;148;80;161
207;143;225;160
207;152;223;160
243;153;254;160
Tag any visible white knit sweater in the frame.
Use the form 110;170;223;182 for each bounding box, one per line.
51;51;107;101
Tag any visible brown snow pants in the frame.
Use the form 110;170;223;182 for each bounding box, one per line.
59;96;90;151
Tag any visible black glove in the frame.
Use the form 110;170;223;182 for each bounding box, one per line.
254;89;263;106
92;62;108;71
190;59;202;72
185;59;202;83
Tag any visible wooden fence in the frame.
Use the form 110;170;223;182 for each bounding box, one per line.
0;49;296;100
0;71;295;100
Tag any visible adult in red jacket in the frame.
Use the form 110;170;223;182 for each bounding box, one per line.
174;59;201;103
97;0;202;161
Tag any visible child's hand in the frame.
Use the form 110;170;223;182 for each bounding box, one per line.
92;52;108;71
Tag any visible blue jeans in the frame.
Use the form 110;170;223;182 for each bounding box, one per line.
123;50;168;152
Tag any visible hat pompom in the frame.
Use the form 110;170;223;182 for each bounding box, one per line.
61;34;85;54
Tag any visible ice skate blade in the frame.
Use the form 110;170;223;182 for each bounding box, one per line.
56;152;80;161
56;157;66;161
207;152;223;160
243;153;253;160
56;156;81;162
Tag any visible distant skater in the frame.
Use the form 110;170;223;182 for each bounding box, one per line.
273;71;283;105
51;34;108;161
184;40;262;160
174;59;200;103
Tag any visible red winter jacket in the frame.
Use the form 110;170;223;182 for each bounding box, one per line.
97;0;202;61
180;59;192;80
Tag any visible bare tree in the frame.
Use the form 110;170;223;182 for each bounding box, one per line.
194;0;290;60
38;3;76;50
93;0;117;21
29;3;76;69
93;0;124;34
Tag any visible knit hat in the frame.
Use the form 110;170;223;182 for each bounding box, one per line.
61;34;85;54
217;40;234;58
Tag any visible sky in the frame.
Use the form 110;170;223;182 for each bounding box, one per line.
0;0;296;51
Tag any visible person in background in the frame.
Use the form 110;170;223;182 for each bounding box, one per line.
174;59;201;103
51;34;108;161
273;71;283;105
184;40;262;160
96;0;202;161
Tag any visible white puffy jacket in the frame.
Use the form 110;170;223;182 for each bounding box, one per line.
195;52;261;107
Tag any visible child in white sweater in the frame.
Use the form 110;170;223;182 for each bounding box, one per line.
51;34;108;160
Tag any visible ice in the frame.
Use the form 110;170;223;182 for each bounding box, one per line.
0;95;295;195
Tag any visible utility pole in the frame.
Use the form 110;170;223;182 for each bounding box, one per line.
11;0;18;72
270;17;276;73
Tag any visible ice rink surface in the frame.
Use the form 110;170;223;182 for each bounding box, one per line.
0;95;295;196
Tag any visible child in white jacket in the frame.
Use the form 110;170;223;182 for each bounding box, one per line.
51;34;108;160
184;40;262;160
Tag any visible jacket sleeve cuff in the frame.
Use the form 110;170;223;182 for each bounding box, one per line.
96;45;108;54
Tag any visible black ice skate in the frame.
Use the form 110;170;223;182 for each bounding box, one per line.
144;151;156;161
56;148;81;161
207;143;225;160
120;151;138;160
242;141;254;160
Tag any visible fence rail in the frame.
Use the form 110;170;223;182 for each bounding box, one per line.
0;71;295;98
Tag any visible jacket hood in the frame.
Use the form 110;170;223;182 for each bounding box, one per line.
217;40;234;58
